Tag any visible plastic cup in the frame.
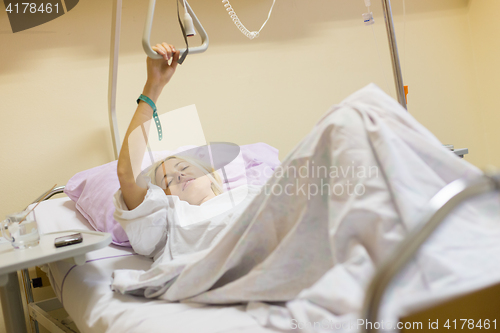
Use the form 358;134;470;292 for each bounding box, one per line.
1;210;40;249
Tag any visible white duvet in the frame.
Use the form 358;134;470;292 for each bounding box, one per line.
111;84;500;332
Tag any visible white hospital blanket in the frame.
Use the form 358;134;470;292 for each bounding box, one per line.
111;84;500;332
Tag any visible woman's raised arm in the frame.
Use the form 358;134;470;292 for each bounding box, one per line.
117;43;180;211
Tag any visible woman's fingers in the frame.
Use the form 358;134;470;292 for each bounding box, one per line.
152;45;163;58
171;49;180;70
152;44;168;61
162;42;173;61
146;42;179;87
152;43;178;63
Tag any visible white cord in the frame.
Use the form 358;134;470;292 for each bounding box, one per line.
222;0;276;40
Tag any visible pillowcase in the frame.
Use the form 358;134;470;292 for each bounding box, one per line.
64;143;280;247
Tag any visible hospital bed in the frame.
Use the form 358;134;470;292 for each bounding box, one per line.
12;155;498;333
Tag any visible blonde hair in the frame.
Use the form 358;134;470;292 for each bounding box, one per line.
146;155;224;196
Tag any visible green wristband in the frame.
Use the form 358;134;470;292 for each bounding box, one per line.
137;94;162;141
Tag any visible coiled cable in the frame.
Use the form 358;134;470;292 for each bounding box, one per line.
222;0;276;40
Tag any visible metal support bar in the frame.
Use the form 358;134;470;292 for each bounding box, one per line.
142;0;209;59
33;298;64;313
360;174;500;333
29;301;75;333
0;272;28;332
21;269;37;332
30;186;66;204
381;0;407;110
109;0;122;160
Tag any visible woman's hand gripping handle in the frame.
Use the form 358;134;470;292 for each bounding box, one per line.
147;43;181;90
117;43;180;211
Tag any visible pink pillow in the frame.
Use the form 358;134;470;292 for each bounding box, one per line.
64;143;280;247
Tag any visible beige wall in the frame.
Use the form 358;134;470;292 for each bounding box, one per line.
467;0;500;168
0;0;499;330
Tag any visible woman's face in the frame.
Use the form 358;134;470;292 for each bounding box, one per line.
154;158;215;205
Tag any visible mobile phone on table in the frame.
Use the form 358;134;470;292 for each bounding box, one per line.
54;232;83;248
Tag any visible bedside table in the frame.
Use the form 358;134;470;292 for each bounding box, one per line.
0;230;112;333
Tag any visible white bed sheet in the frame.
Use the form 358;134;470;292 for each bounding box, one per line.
35;197;278;333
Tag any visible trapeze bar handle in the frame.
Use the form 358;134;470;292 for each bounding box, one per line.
142;0;209;60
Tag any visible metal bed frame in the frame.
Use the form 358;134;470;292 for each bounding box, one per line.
13;0;475;332
360;173;500;333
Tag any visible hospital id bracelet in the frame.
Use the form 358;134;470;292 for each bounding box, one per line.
137;94;162;141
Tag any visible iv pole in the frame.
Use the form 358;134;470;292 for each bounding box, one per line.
109;0;122;159
381;0;407;110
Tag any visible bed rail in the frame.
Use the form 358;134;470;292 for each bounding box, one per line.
30;186;66;205
360;173;500;333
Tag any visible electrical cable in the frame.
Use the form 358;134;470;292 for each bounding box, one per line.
176;0;189;64
222;0;276;40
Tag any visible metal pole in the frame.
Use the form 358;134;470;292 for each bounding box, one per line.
108;0;122;160
381;0;407;110
0;272;28;333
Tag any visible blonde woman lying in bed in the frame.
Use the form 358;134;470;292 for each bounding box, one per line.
115;42;261;261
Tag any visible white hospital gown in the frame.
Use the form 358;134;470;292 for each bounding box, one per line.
113;182;261;262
